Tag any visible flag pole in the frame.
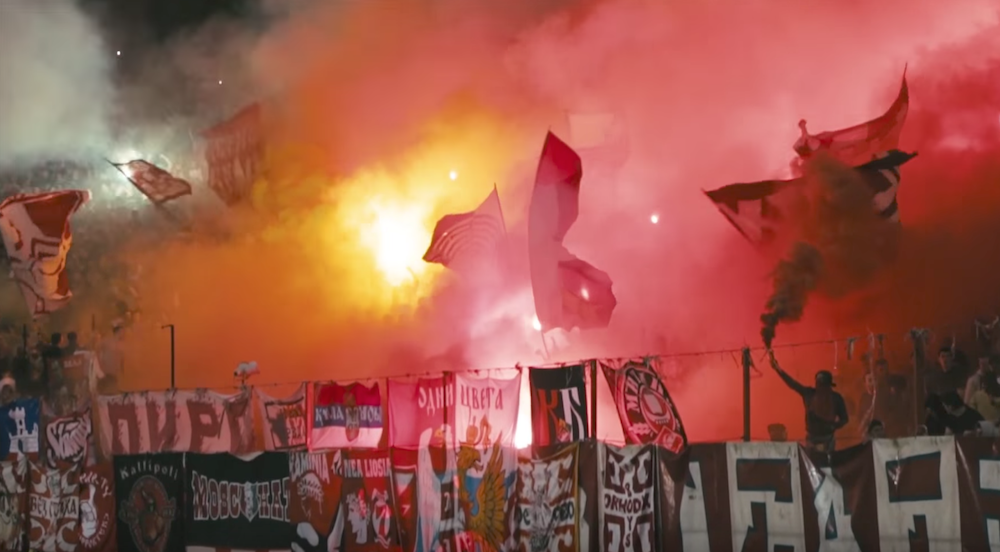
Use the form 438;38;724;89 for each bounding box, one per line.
493;184;509;238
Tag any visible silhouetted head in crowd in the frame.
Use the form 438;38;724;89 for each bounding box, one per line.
938;346;954;371
867;419;885;440
67;332;77;347
814;370;835;389
0;376;15;405
49;333;61;347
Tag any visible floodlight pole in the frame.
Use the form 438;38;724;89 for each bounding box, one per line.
162;324;175;389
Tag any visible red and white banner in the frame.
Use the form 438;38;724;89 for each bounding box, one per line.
96;390;254;456
201;103;264;206
28;460;80;552
453;371;520;448
387;376;452;449
77;463;116;552
602;359;687;454
0;190;89;316
311;382;383;450
255;384;307;451
0;455;27;550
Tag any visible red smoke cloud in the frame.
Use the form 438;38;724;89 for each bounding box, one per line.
102;0;1000;443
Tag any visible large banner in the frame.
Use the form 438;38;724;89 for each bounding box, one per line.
79;463;117;552
329;449;401;552
28;460;80;552
185;452;292;550
602;360;687;453
312;382;384;450
599;445;656;552
529;366;589;446
514;443;584;552
1;398;40;457
391;446;460;552
114;453;185;552
388;376;453;448
288;451;341;551
0;455;27;550
97;390;254;456
454;371;520;448
44;404;94;468
256;384;308;451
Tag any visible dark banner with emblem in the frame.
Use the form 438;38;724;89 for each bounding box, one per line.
599;444;656;552
529;366;589;446
602;359;686;453
1;398;40;458
185;452;292;550
114;453;184;552
328;449;401;552
255;385;308;451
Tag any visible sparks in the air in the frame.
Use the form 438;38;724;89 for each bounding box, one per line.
650;213;660;224
218;80;223;85
530;315;542;331
581;287;590;300
116;50;121;56
449;170;458;181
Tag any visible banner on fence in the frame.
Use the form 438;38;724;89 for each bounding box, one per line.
114;453;184;552
312;382;383;450
97;390;254;456
288;450;341;551
29;460;81;552
602;360;686;453
185;451;292;550
529;366;589;446
79;463;117;552
1;398;40;457
514;443;584;552
391;445;460;552
0;455;26;550
329;449;401;552
388;376;453;448
599;445;656;552
44;404;94;468
454;371;520;448
256;384;308;451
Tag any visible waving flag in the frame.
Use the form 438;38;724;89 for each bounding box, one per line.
110;159;192;204
0;190;89;316
705;149;917;247
528;132;616;331
200;103;264;206
423;186;506;274
793;72;909;169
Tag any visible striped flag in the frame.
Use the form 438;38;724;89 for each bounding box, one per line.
423;187;506;273
705;149;917;248
200;103;264;206
793;72;909;170
110;159;192;204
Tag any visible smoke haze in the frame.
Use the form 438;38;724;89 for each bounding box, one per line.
0;1;114;166
0;0;999;443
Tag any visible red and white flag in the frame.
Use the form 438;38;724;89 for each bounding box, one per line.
528;132;616;331
0;190;89;316
423;186;506;276
793;72;909;170
200;103;264;206
111;159;192;204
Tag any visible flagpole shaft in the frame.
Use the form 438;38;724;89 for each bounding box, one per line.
493;184;509;238
589;360;598;439
741;347;751;442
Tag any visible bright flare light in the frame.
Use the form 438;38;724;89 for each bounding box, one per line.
514;419;532;449
366;202;430;287
449;170;458;181
530;315;542;331
116;50;121;56
581;287;590;300
650;213;659;224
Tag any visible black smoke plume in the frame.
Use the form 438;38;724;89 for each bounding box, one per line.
761;154;898;348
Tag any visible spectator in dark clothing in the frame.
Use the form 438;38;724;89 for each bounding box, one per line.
63;332;79;356
925;394;950;436
769;350;849;452
941;390;984;435
925;346;970;396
